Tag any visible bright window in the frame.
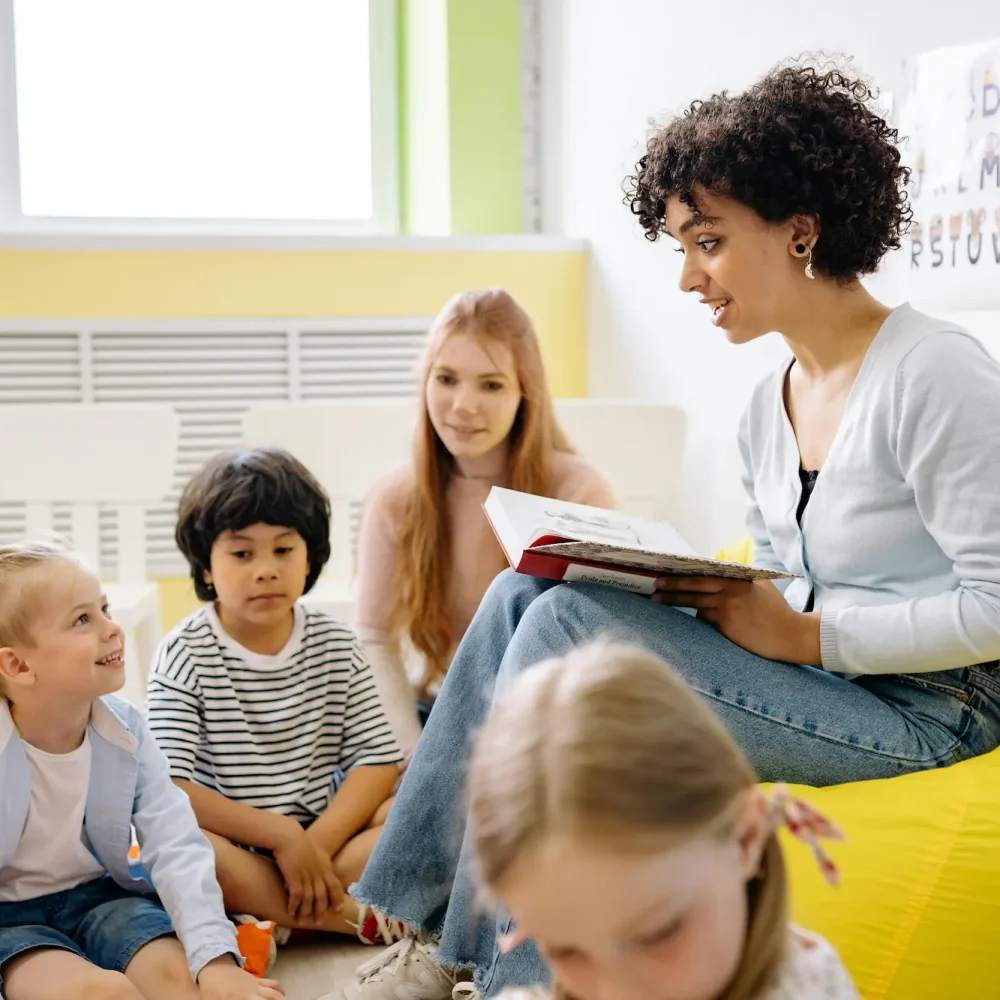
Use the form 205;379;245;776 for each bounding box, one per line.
5;0;396;230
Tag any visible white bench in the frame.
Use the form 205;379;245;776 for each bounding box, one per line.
0;403;180;705
242;398;687;624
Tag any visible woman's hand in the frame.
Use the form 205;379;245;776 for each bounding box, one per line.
271;820;344;922
198;957;285;999
653;577;821;665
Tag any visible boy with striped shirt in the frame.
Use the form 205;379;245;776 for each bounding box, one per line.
147;448;403;946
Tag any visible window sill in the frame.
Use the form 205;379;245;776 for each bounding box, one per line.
0;231;589;252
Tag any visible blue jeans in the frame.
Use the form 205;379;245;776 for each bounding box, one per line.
0;876;174;992
353;571;1000;996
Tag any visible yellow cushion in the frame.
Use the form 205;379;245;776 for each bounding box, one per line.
775;752;1000;999
714;536;756;567
717;536;1000;997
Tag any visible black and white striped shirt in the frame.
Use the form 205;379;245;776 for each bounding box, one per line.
146;604;402;822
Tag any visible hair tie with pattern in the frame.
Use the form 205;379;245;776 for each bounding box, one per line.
769;784;845;887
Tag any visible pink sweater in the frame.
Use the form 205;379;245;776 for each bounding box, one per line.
355;452;615;748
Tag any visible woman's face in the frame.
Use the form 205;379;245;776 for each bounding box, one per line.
664;189;811;344
425;331;523;467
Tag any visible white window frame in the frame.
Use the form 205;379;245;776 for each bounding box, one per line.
0;0;399;237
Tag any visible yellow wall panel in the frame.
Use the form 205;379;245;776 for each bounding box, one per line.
158;576;202;633
0;248;588;397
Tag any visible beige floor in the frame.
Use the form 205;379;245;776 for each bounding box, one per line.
271;941;372;1000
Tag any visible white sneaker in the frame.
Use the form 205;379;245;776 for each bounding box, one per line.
452;986;483;999
336;938;459;1000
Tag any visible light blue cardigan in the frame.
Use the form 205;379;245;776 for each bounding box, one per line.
740;303;1000;675
0;695;240;980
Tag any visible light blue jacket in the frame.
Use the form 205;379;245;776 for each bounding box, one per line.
741;303;1000;675
0;695;240;980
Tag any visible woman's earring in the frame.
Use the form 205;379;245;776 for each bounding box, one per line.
794;242;815;279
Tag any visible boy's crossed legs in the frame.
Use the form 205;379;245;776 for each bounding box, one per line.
205;797;394;935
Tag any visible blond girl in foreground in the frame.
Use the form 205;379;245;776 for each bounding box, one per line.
464;642;859;1000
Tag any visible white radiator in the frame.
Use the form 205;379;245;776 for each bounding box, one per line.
0;317;429;575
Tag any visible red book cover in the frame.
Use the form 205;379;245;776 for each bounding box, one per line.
484;487;790;594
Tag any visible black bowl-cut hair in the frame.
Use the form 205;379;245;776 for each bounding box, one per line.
175;447;331;601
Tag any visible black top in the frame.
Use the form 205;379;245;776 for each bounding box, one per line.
797;469;819;614
796;468;820;525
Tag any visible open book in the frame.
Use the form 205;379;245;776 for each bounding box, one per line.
484;487;790;595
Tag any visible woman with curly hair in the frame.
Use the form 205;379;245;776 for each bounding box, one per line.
335;62;1000;1000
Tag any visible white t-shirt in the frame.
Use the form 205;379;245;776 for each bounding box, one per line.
766;927;859;999
0;732;106;902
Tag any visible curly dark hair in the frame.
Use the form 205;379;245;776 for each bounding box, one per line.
176;447;331;601
624;61;912;279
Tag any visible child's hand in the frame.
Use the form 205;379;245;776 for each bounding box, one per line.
198;957;285;999
272;821;345;922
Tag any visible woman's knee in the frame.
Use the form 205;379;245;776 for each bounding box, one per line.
443;572;553;689
479;572;577;641
536;580;671;636
517;581;604;641
495;584;595;682
483;567;549;606
507;582;665;674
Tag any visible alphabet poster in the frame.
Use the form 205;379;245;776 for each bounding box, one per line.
898;41;1000;308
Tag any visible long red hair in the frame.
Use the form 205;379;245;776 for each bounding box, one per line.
391;288;574;691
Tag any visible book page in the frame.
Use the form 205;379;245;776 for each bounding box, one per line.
535;541;791;581
490;488;697;555
535;505;696;554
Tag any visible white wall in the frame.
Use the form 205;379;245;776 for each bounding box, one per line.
540;0;1000;553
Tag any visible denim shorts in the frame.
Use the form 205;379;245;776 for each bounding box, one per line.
0;875;175;990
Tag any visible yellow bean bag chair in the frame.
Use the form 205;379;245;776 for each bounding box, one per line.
716;538;1000;999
